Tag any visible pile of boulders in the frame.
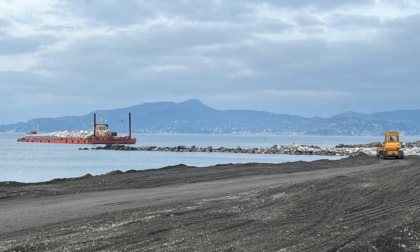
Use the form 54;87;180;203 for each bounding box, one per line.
39;130;93;139
403;141;420;148
29;127;116;140
335;142;382;148
401;146;420;155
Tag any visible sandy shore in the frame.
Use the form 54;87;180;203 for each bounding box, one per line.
2;154;420;251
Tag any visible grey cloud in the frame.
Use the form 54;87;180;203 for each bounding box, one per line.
62;0;151;25
63;0;251;25
0;36;51;55
328;14;382;28
0;19;9;29
293;15;325;27
262;0;374;9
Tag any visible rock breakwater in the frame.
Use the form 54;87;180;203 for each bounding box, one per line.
90;144;367;156
89;141;420;156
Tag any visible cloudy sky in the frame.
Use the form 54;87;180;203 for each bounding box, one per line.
1;0;420;124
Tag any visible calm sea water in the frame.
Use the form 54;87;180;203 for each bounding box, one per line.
1;133;419;183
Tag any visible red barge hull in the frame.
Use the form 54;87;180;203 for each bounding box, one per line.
17;113;136;145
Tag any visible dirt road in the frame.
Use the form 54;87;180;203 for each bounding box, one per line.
1;154;420;251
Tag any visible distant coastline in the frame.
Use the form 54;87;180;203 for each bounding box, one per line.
1;100;420;135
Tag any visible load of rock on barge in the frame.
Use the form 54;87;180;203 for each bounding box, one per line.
17;113;136;144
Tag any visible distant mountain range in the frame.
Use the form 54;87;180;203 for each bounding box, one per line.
1;99;420;135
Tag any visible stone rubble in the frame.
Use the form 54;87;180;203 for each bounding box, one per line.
26;128;113;139
28;130;94;139
93;141;420;156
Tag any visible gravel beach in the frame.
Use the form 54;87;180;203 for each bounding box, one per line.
2;154;420;251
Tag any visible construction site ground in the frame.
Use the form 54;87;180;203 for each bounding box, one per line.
1;154;420;251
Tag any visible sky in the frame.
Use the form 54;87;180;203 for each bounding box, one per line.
1;0;420;124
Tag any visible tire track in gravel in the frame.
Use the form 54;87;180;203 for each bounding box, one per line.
339;161;420;229
247;158;420;252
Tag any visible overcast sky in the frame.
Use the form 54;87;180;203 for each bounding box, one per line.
1;0;420;124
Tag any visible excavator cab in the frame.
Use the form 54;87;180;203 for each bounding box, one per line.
387;135;398;142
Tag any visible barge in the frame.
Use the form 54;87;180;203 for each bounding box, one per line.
17;113;136;144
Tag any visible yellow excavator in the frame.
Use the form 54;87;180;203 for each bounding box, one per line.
376;131;404;159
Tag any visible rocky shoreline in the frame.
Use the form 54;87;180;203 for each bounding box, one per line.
88;141;420;156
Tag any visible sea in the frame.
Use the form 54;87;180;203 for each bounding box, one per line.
1;133;419;183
